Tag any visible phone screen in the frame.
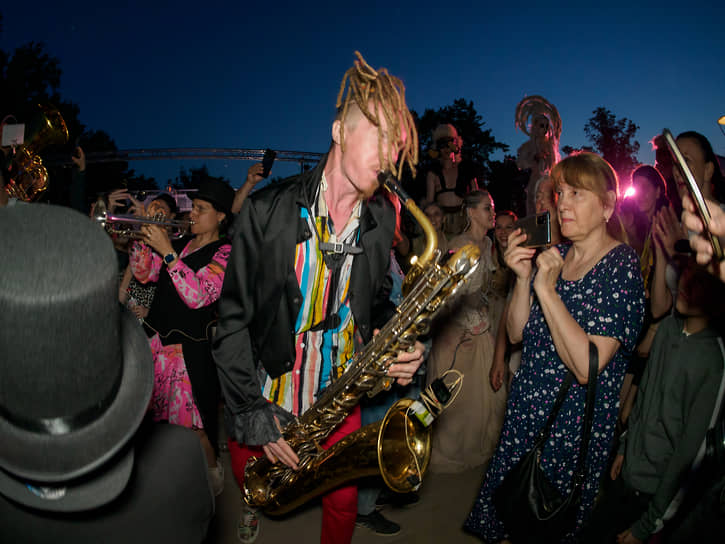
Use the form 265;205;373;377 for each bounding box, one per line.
663;129;723;260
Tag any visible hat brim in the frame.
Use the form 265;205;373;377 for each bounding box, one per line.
0;308;153;482
0;440;134;512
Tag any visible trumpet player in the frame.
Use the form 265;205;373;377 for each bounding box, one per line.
129;178;235;498
118;192;178;318
213;52;425;544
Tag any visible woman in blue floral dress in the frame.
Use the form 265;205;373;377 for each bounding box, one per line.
464;153;645;543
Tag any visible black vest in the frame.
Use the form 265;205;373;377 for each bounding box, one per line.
143;238;227;451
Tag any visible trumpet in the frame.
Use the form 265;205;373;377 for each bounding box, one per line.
92;197;193;240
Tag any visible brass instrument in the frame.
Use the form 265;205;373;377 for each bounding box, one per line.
92;197;193;239
243;173;480;516
4;105;69;202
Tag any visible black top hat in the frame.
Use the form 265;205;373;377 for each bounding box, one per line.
0;204;153;511
195;178;235;217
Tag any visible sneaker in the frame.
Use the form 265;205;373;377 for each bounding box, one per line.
376;489;420;509
355;511;401;536
208;459;224;497
237;505;260;543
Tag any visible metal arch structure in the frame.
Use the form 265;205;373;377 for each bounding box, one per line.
48;147;325;172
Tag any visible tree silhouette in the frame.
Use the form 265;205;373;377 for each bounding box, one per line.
561;144;594;156
487;155;527;217
0;19;156;207
80;130;157;195
173;165;230;190
415;98;508;169
583;107;640;180
407;98;508;202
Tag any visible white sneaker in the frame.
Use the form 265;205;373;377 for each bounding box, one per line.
238;505;260;543
208;459;224;497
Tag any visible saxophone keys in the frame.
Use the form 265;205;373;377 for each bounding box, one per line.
367;377;393;397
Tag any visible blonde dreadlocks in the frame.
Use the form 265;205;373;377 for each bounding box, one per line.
335;51;419;180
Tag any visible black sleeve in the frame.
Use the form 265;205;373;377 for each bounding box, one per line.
212;199;284;445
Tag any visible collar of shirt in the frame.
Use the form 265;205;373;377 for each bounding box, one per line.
317;172;361;241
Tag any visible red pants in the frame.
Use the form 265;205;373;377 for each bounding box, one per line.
229;405;361;544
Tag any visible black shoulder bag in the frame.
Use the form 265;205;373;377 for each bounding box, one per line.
494;341;598;543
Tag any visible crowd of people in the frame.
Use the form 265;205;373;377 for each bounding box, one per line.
1;52;725;544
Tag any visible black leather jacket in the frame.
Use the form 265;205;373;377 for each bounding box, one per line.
213;155;396;445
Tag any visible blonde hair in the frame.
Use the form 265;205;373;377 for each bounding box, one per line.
336;51;419;179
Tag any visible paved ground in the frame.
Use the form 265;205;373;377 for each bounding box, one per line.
205;448;486;544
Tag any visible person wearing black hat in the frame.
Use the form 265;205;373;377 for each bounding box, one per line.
0;204;213;543
130;177;235;496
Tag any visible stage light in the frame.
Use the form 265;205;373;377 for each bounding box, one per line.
624;186;636;198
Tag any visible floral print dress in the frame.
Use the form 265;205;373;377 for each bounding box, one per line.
464;243;645;542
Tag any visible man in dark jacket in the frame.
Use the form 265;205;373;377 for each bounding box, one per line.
213;52;424;544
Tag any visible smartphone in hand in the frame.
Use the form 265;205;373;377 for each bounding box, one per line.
261;149;276;179
514;211;551;248
663;128;723;260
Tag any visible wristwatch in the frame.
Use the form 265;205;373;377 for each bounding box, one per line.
163;251;178;265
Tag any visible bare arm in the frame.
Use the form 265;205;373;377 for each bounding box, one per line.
533;248;620;383
232;163;265;214
682;195;725;279
490;299;510;391
649;237;672;319
119;265;132;304
425;170;438;205
503;228;536;343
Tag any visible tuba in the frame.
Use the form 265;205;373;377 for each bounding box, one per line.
4;105;69;202
242;173;480;515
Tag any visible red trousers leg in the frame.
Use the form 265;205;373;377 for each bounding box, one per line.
320;405;360;544
227;405;361;544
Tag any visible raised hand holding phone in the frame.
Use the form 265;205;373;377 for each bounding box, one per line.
663;128;723;260
261;148;276;179
513;211;551;248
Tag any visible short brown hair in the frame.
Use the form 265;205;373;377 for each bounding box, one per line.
550;153;619;204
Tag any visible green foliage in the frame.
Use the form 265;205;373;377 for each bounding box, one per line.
583;107;640;180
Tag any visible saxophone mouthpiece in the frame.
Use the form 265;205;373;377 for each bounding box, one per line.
377;170;393;188
379;171;411;204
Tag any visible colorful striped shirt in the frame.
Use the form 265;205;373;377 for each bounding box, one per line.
262;175;361;415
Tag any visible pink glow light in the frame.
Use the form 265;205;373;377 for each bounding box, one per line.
624;186;636;198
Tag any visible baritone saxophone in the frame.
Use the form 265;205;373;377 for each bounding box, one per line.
243;173;480;515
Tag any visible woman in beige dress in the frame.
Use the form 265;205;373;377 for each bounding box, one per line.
426;190;508;473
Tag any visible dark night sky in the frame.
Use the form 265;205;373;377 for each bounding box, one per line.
2;1;724;190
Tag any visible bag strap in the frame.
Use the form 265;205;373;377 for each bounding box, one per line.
535;370;574;442
534;341;599;484
572;341;598;484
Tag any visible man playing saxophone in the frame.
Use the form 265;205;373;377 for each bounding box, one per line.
213;52;424;544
